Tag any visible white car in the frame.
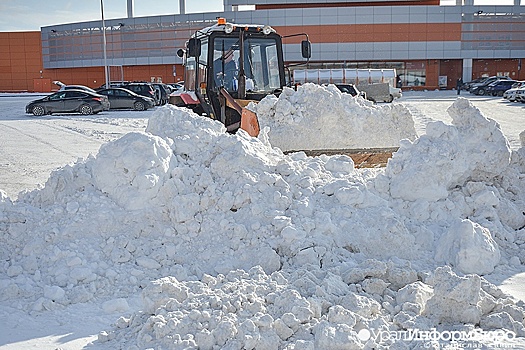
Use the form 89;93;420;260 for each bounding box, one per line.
503;81;525;101
514;88;525;103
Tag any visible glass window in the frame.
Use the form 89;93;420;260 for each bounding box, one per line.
403;61;426;86
212;36;280;94
65;91;86;98
213;38;239;92
185;56;197;91
50;92;66;100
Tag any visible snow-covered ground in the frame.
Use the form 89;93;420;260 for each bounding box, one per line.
1;87;525;349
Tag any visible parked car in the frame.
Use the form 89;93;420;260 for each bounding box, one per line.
168;82;184;93
503;81;525;101
96;87;155;111
462;78;484;91
515;88;525;103
485;80;517;97
334;84;369;100
26;90;110;116
469;76;512;95
151;83;171;105
119;82;159;105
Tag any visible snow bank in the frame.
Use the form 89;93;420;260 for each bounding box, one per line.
1;85;525;348
382;97;511;202
99;265;525;349
254;83;417;151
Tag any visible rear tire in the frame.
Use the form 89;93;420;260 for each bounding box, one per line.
134;101;145;111
32;105;45;116
80;104;93;115
477;89;486;95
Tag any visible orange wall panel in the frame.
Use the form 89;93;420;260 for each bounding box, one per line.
0;31;43;91
0;73;13;80
11;65;27;73
9;44;27;53
10;52;27;60
8;33;27;40
275;23;461;43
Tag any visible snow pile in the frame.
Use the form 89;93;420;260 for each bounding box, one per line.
1;85;525;348
254;83;417;151
98;264;525;349
381;97;511;202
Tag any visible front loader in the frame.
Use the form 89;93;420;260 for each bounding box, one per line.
169;18;311;137
170;18;404;168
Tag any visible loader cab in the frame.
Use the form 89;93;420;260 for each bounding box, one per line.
210;36;285;99
178;18;310;134
186;26;287;97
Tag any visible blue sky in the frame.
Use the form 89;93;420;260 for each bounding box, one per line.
0;0;224;31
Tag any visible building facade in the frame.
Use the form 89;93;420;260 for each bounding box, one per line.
1;0;524;92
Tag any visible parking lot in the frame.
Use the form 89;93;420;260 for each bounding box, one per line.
400;89;525;150
1;89;524;199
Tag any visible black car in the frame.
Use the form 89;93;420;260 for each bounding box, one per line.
119;82;159;105
25;90;110;116
96;87;156;111
469;76;512;95
485;80;517;97
462;78;484;91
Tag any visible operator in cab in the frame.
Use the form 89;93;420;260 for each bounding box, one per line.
214;48;238;91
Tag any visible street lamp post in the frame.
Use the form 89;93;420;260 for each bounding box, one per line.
101;0;109;88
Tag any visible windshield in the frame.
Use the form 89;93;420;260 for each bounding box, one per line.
212;36;281;94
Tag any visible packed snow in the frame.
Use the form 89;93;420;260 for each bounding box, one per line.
255;83;417;150
1;84;525;349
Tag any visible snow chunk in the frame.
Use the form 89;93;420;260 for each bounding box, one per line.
424;266;482;324
91;132;172;210
435;219;500;275
102;298;130;313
